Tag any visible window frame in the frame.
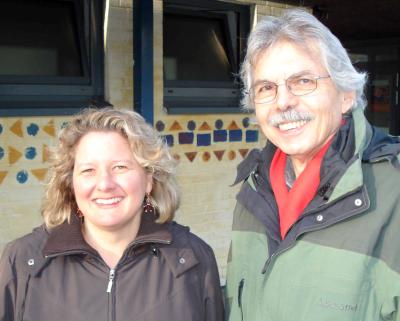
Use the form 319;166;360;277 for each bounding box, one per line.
0;0;105;116
163;0;250;114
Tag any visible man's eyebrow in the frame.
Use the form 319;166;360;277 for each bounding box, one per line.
288;70;314;77
252;69;315;87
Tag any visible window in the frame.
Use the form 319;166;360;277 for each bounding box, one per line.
163;0;250;114
0;0;105;116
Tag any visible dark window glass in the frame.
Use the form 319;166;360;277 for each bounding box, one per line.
0;0;105;116
0;0;83;77
163;0;250;114
164;14;232;82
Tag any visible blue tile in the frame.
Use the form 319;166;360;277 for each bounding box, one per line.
215;119;223;129
178;132;194;144
25;147;37;160
163;134;174;146
213;130;227;142
27;123;39;136
197;133;211;146
156;121;165;132
229;130;243;142
17;170;29;184
187;120;196;131
246;130;259;143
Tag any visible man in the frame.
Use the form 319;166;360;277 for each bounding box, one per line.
226;8;400;321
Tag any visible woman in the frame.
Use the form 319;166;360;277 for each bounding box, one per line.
0;108;224;321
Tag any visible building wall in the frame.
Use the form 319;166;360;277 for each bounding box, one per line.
0;0;302;283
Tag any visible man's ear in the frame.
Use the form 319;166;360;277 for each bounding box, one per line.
341;90;356;114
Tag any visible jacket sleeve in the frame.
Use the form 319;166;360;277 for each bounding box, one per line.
203;248;224;321
0;244;17;321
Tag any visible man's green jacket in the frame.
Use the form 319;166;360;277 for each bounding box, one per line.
226;107;400;321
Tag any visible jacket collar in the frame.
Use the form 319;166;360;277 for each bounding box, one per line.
41;215;198;279
43;213;172;257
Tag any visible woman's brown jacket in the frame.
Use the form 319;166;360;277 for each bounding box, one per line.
0;214;224;321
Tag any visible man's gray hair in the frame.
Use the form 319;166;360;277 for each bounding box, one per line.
240;8;367;111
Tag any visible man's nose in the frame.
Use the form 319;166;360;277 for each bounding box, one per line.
275;83;297;111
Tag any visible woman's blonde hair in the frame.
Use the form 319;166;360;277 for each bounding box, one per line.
42;107;179;228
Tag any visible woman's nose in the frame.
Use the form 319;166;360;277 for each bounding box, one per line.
96;170;115;191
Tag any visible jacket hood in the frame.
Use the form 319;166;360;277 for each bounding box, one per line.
362;125;400;165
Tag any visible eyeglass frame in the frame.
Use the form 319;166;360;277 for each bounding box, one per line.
247;74;331;104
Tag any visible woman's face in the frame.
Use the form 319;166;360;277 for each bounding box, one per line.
72;131;152;233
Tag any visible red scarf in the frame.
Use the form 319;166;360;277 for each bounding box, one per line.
270;140;332;239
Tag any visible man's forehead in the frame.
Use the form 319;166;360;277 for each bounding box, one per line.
252;40;325;79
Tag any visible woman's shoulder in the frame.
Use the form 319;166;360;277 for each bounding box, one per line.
2;224;49;267
167;221;216;262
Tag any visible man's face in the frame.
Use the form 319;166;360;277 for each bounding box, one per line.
253;40;354;167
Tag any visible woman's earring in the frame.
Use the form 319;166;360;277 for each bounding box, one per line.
76;208;84;223
143;193;155;214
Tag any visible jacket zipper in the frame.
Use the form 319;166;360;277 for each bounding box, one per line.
238;279;245;321
107;268;116;321
106;268;115;293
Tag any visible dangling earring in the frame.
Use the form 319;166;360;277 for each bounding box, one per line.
143;193;155;214
76;208;84;223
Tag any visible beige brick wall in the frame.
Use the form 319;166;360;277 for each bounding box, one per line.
0;0;305;283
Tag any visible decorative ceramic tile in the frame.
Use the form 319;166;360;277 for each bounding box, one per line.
239;149;249;158
169;121;183;131
9;146;22;165
163;134;174;147
16;170;29;184
27;123;40;136
199;122;211;131
213;130;227;142
0;171;7;185
229;130;242;142
185;152;197;162
202;151;211;162
187;120;196;131
197;133;211;146
245;130;259;142
31;168;48;181
213;150;225;161
10;120;23;137
43;120;55;137
178;132;194;144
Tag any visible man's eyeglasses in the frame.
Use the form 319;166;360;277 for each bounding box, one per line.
248;74;331;104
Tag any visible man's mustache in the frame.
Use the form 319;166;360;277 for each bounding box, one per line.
268;109;315;126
